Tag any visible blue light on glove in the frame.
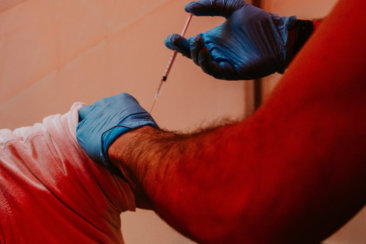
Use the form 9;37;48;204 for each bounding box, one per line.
165;0;296;80
76;93;158;171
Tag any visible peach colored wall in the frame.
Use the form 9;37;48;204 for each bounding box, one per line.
0;0;252;132
0;0;253;243
262;0;366;243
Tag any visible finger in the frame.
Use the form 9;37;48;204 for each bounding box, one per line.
185;0;245;18
190;34;205;65
197;46;225;79
79;105;91;121
218;61;240;80
165;34;191;58
197;46;239;80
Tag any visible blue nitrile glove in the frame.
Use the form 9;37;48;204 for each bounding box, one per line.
76;93;158;173
165;0;297;80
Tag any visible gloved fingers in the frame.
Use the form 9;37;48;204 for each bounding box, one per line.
113;93;140;106
165;34;191;58
197;46;222;78
196;46;237;80
190;34;234;79
79;105;91;121
218;60;239;80
190;34;205;65
185;0;245;18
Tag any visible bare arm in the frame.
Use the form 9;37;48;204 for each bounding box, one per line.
110;0;366;243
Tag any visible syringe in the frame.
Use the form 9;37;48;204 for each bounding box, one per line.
150;13;193;113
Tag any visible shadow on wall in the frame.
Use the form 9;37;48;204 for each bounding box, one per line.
0;0;25;12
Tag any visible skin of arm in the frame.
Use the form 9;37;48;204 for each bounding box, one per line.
109;0;366;242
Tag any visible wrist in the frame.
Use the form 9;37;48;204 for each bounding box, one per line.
286;19;315;65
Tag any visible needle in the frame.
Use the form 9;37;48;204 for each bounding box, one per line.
150;13;193;113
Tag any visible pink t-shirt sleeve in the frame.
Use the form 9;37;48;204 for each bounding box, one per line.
0;103;135;243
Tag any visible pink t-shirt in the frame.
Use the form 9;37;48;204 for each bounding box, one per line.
0;103;135;243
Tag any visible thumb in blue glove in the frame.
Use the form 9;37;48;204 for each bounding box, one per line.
165;0;298;80
76;93;158;175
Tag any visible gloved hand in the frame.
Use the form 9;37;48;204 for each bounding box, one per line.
76;93;158;172
165;0;299;80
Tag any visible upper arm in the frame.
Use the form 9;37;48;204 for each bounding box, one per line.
140;0;366;242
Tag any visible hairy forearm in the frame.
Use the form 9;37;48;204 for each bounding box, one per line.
110;104;366;244
108;126;180;209
110;0;366;242
109;123;262;242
